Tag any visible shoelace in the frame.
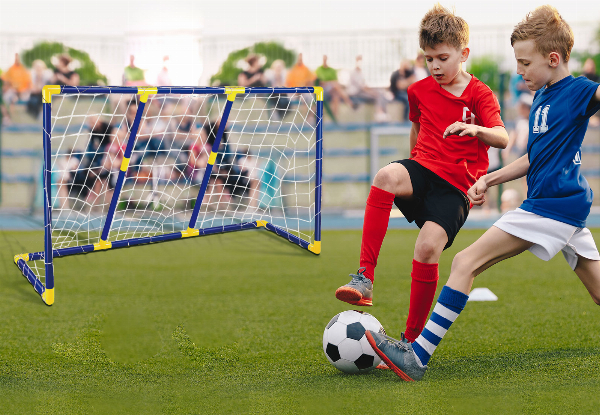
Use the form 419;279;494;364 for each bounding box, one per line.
383;336;410;351
348;273;370;286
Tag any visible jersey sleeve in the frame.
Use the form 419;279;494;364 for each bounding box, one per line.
568;77;600;120
473;85;504;128
407;84;421;123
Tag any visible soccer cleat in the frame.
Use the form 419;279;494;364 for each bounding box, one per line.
365;330;427;381
335;267;373;306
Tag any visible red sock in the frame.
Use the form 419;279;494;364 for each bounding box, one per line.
359;186;395;283
405;259;439;342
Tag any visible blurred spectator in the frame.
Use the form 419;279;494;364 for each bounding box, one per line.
1;53;31;122
27;59;53;119
315;55;352;117
200;119;239;210
582;58;599;82
504;93;533;159
390;60;415;121
187;122;210;184
238;54;265;88
286;53;316;88
286;53;317;115
509;72;530;104
53;54;80;86
156;55;172;86
235;147;260;209
264;60;291;120
67;115;115;209
264;59;287;87
501;93;532;203
483;145;502;213
413;52;430;81
124;55;146;86
134;98;169;171
347;55;388;122
501;188;521;212
582;58;599;126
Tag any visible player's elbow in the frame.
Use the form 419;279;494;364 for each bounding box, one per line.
497;132;509;149
489;128;509;149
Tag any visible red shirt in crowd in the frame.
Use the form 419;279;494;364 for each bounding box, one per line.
408;75;504;195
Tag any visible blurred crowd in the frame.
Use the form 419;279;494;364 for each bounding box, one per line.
2;49;599;213
231;51;431;123
0;53;80;124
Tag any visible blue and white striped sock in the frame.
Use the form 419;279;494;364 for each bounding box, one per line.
412;285;469;367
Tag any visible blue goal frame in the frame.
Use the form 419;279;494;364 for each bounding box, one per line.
13;85;324;305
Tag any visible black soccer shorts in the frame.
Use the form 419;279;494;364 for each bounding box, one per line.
392;159;470;249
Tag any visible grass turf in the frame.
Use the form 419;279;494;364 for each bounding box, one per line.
1;228;600;414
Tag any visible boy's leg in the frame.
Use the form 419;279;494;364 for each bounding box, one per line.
404;221;447;342
573;256;600;305
335;163;413;305
412;226;533;368
361;163;414;277
446;226;534;294
368;226;533;380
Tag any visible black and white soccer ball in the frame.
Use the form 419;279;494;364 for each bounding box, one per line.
323;310;386;374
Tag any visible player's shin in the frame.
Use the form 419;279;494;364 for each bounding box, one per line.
412;285;469;367
359;186;395;282
405;260;439;342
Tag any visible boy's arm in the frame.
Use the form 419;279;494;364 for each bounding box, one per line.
410;122;420;152
469;154;529;205
443;122;509;149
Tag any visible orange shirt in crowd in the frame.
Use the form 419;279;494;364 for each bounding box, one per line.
285;64;316;88
1;63;31;93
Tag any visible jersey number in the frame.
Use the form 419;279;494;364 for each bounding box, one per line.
462;107;475;124
533;105;550;134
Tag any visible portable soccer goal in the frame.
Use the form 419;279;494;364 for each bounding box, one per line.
13;85;323;305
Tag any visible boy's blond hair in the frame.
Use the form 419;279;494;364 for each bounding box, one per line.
510;5;574;62
419;3;469;50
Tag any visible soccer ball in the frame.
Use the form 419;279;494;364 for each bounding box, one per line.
323;310;386;374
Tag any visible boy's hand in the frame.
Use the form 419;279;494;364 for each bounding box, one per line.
443;122;479;138
468;176;488;206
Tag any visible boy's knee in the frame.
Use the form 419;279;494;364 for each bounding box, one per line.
373;164;409;194
373;167;395;189
415;239;443;263
592;294;600;306
451;250;475;275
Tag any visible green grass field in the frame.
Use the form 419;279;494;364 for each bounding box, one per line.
1;228;600;414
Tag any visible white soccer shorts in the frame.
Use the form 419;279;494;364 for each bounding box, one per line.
493;208;600;270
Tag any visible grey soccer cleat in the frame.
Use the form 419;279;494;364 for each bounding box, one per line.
365;330;427;381
335;267;373;306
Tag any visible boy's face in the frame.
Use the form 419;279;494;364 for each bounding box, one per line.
513;39;558;91
423;43;469;85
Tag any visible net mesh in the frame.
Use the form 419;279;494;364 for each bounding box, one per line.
27;89;320;286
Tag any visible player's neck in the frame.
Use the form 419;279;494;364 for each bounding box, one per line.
545;66;571;89
440;70;472;97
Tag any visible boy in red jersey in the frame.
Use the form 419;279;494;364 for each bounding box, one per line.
335;4;509;344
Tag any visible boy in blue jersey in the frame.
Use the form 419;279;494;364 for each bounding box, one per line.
365;5;600;381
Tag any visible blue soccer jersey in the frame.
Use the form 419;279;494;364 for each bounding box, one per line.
521;75;600;227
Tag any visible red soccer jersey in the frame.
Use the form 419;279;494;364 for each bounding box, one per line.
407;75;504;195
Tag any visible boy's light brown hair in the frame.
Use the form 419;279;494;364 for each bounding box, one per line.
419;3;469;50
510;5;574;62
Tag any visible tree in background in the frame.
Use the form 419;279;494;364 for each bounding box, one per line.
21;42;108;86
468;56;501;92
210;42;296;86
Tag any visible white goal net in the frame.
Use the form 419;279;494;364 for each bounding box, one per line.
14;86;323;304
